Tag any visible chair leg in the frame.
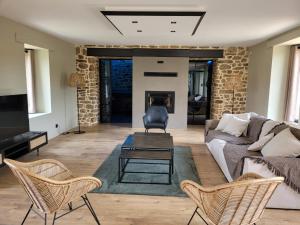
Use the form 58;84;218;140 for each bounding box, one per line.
187;207;198;225
52;212;56;225
82;195;101;225
68;202;73;210
21;204;33;225
44;213;47;225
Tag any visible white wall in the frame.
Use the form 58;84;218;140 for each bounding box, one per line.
247;26;300;117
268;46;290;120
0;16;77;139
132;57;189;129
246;43;273;115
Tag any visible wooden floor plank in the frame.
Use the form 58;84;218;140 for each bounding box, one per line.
0;124;299;225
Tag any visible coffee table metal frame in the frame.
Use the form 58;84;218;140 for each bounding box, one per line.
118;133;174;185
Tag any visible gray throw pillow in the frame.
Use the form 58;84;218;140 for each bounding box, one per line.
247;116;268;141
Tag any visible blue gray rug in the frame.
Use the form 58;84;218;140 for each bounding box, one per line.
92;145;200;197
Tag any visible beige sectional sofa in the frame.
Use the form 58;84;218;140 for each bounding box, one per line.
205;115;300;209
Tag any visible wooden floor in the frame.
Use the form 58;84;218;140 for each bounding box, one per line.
0;124;299;225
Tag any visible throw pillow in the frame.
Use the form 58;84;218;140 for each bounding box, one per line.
261;128;300;157
290;126;300;141
267;123;289;136
247;116;268;141
215;114;231;131
248;133;274;151
216;113;250;131
223;116;250;137
259;120;281;139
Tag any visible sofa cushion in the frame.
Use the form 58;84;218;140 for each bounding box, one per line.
268;123;289;136
262;128;300;157
215;114;233;131
247;116;268;141
248;133;274;151
216;113;251;136
223;143;262;180
205;130;253;145
223;116;250;137
290;126;300;140
259;120;281;139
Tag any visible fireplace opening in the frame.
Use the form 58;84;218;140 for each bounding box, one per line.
145;91;175;114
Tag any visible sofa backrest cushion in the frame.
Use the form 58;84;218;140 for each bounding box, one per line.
262;128;300;157
247;116;268;141
268;123;289;136
259;120;281;139
290;126;300;140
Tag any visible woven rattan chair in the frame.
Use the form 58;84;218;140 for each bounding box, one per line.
4;158;102;225
181;173;283;225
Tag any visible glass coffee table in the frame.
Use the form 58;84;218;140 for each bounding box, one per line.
118;132;174;185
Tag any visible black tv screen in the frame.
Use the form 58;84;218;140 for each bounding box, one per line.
0;94;29;142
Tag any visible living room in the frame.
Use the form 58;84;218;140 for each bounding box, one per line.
0;0;300;224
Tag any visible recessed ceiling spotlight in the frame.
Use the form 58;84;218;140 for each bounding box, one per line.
137;30;142;32
171;21;177;24
132;21;138;24
171;30;176;33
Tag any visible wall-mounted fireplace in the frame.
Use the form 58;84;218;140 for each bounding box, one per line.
145;91;175;114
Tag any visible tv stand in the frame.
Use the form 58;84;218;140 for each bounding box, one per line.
0;131;48;166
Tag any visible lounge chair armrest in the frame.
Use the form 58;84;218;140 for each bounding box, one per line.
36;176;102;212
5;159;73;179
236;172;263;181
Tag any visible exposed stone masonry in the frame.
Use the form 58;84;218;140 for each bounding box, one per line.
76;45;249;126
76;47;99;126
211;47;249;118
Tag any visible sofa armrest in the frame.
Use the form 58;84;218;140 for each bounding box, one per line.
205;119;219;135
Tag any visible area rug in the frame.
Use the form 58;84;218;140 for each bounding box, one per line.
92;145;200;197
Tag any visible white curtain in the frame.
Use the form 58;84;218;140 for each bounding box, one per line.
285;46;300;122
25;49;36;114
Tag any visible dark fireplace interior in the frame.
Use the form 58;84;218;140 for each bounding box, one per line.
145;91;175;114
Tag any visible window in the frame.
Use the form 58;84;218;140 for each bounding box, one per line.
25;49;36;113
285;46;300;123
24;44;51;115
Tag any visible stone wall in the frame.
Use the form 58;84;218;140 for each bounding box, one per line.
75;47;99;126
76;45;249;126
211;47;249;119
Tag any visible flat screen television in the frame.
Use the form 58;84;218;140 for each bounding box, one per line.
0;94;29;143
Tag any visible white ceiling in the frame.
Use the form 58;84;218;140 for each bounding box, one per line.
0;0;300;46
106;15;201;36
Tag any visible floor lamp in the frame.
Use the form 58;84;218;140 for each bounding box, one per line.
68;72;85;134
231;76;237;114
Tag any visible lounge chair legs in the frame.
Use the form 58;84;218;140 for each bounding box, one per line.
52;212;56;225
21;204;33;225
187;207;198;225
187;207;209;225
68;202;73;210
21;197;100;225
82;195;101;225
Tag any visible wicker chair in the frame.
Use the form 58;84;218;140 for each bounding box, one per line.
181;173;283;225
4;158;102;225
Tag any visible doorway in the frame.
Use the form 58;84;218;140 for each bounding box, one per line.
188;60;213;125
99;59;132;123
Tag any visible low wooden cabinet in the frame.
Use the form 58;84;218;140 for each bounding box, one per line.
0;131;48;166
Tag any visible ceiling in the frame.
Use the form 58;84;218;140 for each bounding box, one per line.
0;0;300;47
102;11;205;36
